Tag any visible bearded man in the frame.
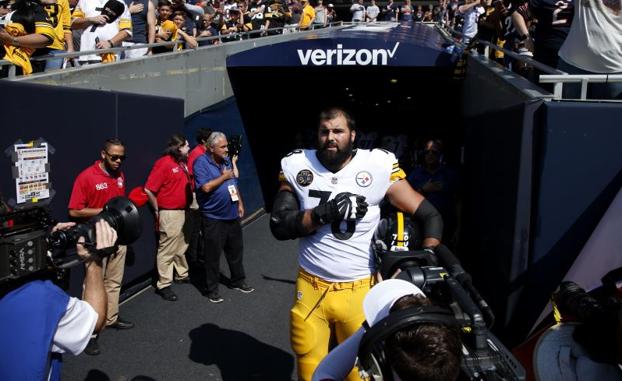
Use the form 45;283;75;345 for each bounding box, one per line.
269;107;444;381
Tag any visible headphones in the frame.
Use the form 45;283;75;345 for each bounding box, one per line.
357;305;461;381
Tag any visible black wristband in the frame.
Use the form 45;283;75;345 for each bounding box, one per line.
108;40;114;48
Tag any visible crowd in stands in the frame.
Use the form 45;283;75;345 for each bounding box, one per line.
0;0;346;76
1;0;620;98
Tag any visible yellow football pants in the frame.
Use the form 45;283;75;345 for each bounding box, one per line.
290;268;374;381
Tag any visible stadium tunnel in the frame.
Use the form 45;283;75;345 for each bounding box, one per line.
226;22;464;204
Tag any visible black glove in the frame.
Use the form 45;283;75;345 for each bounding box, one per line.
312;192;368;225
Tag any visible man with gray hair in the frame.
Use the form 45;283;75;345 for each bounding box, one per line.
192;131;253;303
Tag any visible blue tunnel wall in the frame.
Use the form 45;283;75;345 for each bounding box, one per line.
463;99;622;345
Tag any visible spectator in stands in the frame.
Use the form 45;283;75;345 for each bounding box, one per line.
0;0;9;17
557;0;622;99
145;134;192;302
288;0;302;26
172;10;198;47
172;0;204;29
238;1;255;36
197;13;220;44
264;0;291;34
39;0;74;71
248;0;267;36
414;4;424;21
366;0;380;21
326;3;337;23
222;0;237;17
153;0;177;53
313;0;327;27
220;8;244;41
432;1;447;24
407;139;459;245
122;0;156;58
496;0;534;75
422;5;433;21
350;0;365;22
0;0;54;77
68;138;135;356
457;0;485;44
383;0;398;20
194;131;254;304
400;0;413;22
528;0;573;71
299;0;315;29
71;0;132;65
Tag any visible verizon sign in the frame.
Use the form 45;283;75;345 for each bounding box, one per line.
297;42;400;66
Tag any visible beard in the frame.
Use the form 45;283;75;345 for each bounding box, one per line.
317;140;354;172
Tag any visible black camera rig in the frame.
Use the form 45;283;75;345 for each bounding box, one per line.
0;197;142;285
373;243;526;381
227;134;243;158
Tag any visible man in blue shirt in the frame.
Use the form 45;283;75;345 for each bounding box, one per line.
193;131;254;303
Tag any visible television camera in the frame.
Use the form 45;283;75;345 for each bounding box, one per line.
227;134;243;158
361;211;526;381
0;197;142;285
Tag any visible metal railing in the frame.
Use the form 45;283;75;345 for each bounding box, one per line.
442;25;622;101
538;73;622;100
0;21;346;79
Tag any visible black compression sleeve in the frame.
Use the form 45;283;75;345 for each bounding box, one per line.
413;199;444;241
270;190;307;240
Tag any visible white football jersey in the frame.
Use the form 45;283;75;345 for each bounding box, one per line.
280;148;405;281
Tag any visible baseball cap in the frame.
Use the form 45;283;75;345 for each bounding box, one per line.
363;279;425;326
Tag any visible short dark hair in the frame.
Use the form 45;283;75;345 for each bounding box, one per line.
158;0;171;8
318;107;356;131
103;138;124;152
386;295;462;381
196;128;213;144
164;133;187;161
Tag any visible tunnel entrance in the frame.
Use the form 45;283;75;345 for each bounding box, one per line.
226;23;464;204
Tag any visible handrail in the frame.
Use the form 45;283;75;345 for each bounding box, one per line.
0;21;347;78
539;74;622;100
441;26;622;101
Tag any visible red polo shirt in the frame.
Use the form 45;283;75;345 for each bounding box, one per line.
145;155;191;210
187;144;206;178
68;161;126;210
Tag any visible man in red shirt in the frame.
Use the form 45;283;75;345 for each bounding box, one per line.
144;134;192;302
186;128;212;265
68;137;134;356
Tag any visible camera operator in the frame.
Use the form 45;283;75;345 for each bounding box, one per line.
312;279;462;381
533;281;622;381
0;220;117;381
68;137;133;355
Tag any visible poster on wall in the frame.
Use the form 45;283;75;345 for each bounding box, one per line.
13;142;50;204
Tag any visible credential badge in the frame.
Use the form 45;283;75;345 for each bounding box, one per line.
356;171;373;187
296;169;314;187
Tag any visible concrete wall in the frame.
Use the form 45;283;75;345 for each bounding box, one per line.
19;29;339;117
